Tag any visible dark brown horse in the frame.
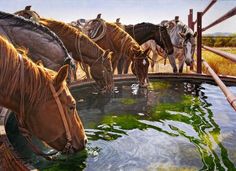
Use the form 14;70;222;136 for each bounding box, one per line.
119;22;177;73
0;11;76;81
0;36;87;156
82;18;150;87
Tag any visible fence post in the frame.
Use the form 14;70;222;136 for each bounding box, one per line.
188;9;194;31
189;9;194;70
197;12;202;74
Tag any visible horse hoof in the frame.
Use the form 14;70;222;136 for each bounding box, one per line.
173;68;177;73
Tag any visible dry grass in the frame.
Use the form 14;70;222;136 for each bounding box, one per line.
202;48;236;76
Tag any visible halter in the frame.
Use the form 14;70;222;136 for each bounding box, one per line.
75;32;111;91
75;32;110;71
17;54;73;160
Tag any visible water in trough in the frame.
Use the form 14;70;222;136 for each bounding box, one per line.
6;79;236;170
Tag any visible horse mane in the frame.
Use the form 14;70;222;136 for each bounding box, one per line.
39;18;81;38
0;36;59;113
0;11;70;58
105;21;142;56
39;18;107;58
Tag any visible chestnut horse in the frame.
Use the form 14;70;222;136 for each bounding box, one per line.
37;18;114;93
0;36;86;157
0;11;76;81
82;18;150;87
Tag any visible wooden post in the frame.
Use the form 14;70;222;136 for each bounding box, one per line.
188;9;194;31
189;9;194;70
197;12;202;74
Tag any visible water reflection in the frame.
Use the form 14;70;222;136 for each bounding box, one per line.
5;80;236;170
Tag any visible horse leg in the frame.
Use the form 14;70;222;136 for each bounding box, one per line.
112;53;120;74
117;56;124;74
124;57;131;74
167;53;177;73
151;50;158;72
178;54;185;73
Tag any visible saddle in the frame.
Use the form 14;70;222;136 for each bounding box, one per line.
14;9;40;22
82;19;107;42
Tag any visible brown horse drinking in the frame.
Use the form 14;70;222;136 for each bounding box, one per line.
82;18;150;87
37;18;114;93
0;36;87;157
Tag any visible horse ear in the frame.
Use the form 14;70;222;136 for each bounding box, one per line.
193;32;197;37
178;32;185;38
54;64;69;85
97;13;101;19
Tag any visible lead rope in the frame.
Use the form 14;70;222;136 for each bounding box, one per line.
75;32;90;79
91;20;107;42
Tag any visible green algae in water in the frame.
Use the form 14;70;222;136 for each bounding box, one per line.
39;150;87;171
102;114;146;130
150;94;201;117
120;98;137;105
149;81;171;90
6;80;236;170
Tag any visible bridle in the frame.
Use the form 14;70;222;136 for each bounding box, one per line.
75;32;112;91
17;54;73;160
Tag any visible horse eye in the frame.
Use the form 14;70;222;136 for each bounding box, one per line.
69;103;76;111
69;106;75;111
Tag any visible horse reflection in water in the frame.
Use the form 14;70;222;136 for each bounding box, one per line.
0;36;87;161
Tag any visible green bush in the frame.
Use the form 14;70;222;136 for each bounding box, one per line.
202;36;236;47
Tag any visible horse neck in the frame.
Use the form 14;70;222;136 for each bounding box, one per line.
106;23;141;58
125;23;155;44
0;53;50;115
43;21;104;66
169;24;184;46
75;32;105;66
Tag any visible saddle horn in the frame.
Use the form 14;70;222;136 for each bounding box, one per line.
25;5;32;10
96;13;101;19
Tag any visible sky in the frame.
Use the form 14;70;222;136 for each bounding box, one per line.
0;0;235;34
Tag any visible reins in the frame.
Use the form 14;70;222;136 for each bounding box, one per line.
17;54;73;160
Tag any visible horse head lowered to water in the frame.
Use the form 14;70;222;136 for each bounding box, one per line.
0;11;76;81
117;21;176;73
81;17;150;87
0;35;87;157
161;19;197;73
14;8;114;93
39;18;114;93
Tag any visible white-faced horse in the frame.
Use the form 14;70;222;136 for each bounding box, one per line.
161;19;197;73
